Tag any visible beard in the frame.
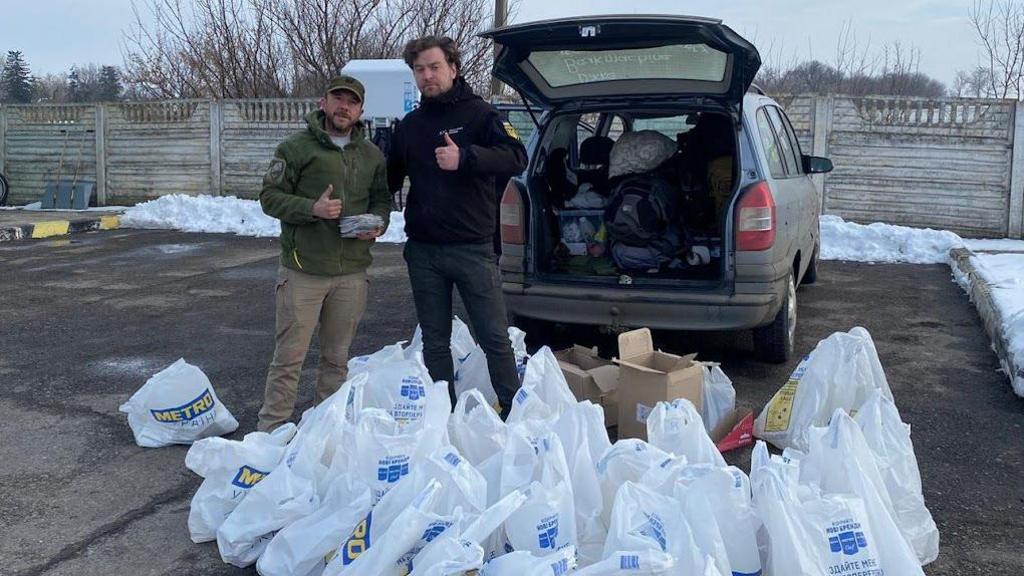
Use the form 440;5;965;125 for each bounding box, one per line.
327;112;356;134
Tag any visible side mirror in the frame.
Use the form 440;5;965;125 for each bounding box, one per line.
802;155;833;174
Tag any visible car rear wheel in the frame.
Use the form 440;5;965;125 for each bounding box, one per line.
754;272;796;363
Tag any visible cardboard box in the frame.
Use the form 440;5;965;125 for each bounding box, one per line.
555;345;620;428
614;328;703;441
712;408;754;453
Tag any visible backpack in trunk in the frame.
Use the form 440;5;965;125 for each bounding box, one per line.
604;173;679;247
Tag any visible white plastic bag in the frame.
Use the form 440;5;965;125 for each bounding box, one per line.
450;389;508;467
754;327;894;452
504;434;578;556
360;355;450;429
603;481;712;575
802;410;926;575
455;345;501;410
349;408;446;504
507;346;577;425
326;445;489;571
119;358;238;448
595;439;668;527
646;398;726;467
698;362;735;433
325;479;447;576
348;341;406;376
854;389;939;565
573;550;675;575
508;326;529;381
407;316;477;367
255;473;372;576
553;401;608;566
479;546;577;576
186;423;296;543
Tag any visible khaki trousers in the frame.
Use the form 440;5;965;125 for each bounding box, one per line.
257;265;368;431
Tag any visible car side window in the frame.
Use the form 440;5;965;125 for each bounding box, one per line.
755;108;785;179
776;108;805;171
767;106;799;176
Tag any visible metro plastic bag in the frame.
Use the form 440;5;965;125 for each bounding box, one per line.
754;327;894;452
450;389;508;466
119;358;239;448
646;398;726;467
186;423;296;543
406;316;477;367
479;546;578;576
699;362;736;433
455;345;501;410
255;473;372;576
603;481;717;575
854;390;939;564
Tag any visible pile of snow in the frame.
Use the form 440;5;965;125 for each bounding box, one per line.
820;215;964;264
122;195;280;237
121;194;406;243
965;253;1024;396
964;238;1024;253
179;322;936;575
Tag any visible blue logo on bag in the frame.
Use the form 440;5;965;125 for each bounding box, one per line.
150;389;216;422
421;521;451;543
400;381;426;400
826;520;868;556
231;465;269;489
515;388;529;405
376;456;410;483
443;452;462;467
536;514;559;550
620;554;641;569
549;558;569;575
640;513;668;552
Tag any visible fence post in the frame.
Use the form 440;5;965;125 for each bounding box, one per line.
209;99;223;195
95;103;107;205
811;95;833;214
1008;101;1024;239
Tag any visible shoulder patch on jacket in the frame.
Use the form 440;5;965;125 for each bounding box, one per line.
502;121;520;141
263;157;286;185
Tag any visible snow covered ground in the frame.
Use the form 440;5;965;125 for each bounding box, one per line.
819;215;964;264
120;194;407;243
957;253;1024;397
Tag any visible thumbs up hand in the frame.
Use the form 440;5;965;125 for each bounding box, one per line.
435;132;460;171
312;184;343;219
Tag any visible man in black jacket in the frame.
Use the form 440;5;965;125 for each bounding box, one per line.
388;36;527;416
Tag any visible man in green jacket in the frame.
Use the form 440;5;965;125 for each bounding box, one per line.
257;75;391;431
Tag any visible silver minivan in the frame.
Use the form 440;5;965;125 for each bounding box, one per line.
482;15;833;362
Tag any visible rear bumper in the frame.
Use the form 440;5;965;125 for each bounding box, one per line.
503;280;784;331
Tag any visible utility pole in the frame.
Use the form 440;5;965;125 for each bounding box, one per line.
490;0;508;100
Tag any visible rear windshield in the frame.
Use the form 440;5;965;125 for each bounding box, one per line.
527;44;728;87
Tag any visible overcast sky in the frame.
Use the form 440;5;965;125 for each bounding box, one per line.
0;0;980;87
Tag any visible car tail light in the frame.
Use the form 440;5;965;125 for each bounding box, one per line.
735;181;776;251
500;181;525;245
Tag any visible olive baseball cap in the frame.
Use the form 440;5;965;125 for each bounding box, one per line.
325;75;365;102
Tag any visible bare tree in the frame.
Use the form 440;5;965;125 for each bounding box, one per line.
970;0;1024;99
122;0;497;99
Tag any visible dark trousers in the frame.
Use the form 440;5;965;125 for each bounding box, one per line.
404;239;519;416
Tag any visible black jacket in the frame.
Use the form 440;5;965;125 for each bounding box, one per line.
388;78;527;244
